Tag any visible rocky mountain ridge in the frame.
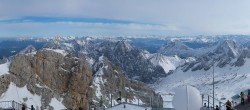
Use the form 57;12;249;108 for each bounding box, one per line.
52;38;167;83
179;40;249;72
0;46;163;109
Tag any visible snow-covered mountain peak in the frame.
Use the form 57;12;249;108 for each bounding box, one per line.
167;41;190;50
149;53;184;74
158;41;194;58
79;36;95;43
115;40;133;51
19;45;36;54
214;39;241;58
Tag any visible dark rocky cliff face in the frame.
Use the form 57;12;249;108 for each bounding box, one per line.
0;48;163;109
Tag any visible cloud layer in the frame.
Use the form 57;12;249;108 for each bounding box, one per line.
1;0;250;37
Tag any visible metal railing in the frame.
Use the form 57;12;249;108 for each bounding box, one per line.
0;100;22;110
0;100;30;110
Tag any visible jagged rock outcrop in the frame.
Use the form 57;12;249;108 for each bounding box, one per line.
0;74;12;95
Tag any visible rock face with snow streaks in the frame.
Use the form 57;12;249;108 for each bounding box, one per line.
0;45;163;109
9;49;93;109
89;56;163;108
70;40;166;83
178;40;249;71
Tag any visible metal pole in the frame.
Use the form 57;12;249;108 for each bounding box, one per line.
213;64;215;109
111;94;112;107
208;95;209;108
150;96;152;107
152;96;153;108
138;98;139;105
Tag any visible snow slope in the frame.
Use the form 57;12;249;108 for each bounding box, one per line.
45;48;68;56
149;54;184;73
49;98;66;110
153;59;250;108
0;61;10;76
0;82;66;110
92;56;106;99
0;82;42;108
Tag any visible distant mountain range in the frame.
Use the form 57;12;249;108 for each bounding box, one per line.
2;35;250;108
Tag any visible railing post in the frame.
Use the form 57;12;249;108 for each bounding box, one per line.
208;95;210;108
12;100;14;109
219;102;222;109
202;94;204;107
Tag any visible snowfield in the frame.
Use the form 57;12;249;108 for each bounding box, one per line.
0;61;10;76
49;98;66;110
45;48;68;56
150;54;184;74
0;82;66;110
153;58;250;108
0;82;42;109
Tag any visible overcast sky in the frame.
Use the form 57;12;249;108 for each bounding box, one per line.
1;0;250;37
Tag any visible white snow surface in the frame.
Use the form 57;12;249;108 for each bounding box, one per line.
86;57;95;66
0;61;10;76
45;48;68;56
150;54;184;73
49;98;66;110
93;56;106;99
62;43;74;49
0;82;66;109
0;82;42;108
93;76;105;99
153;58;250;108
107;104;151;110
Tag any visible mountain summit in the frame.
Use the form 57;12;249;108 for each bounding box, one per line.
214;40;242;58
